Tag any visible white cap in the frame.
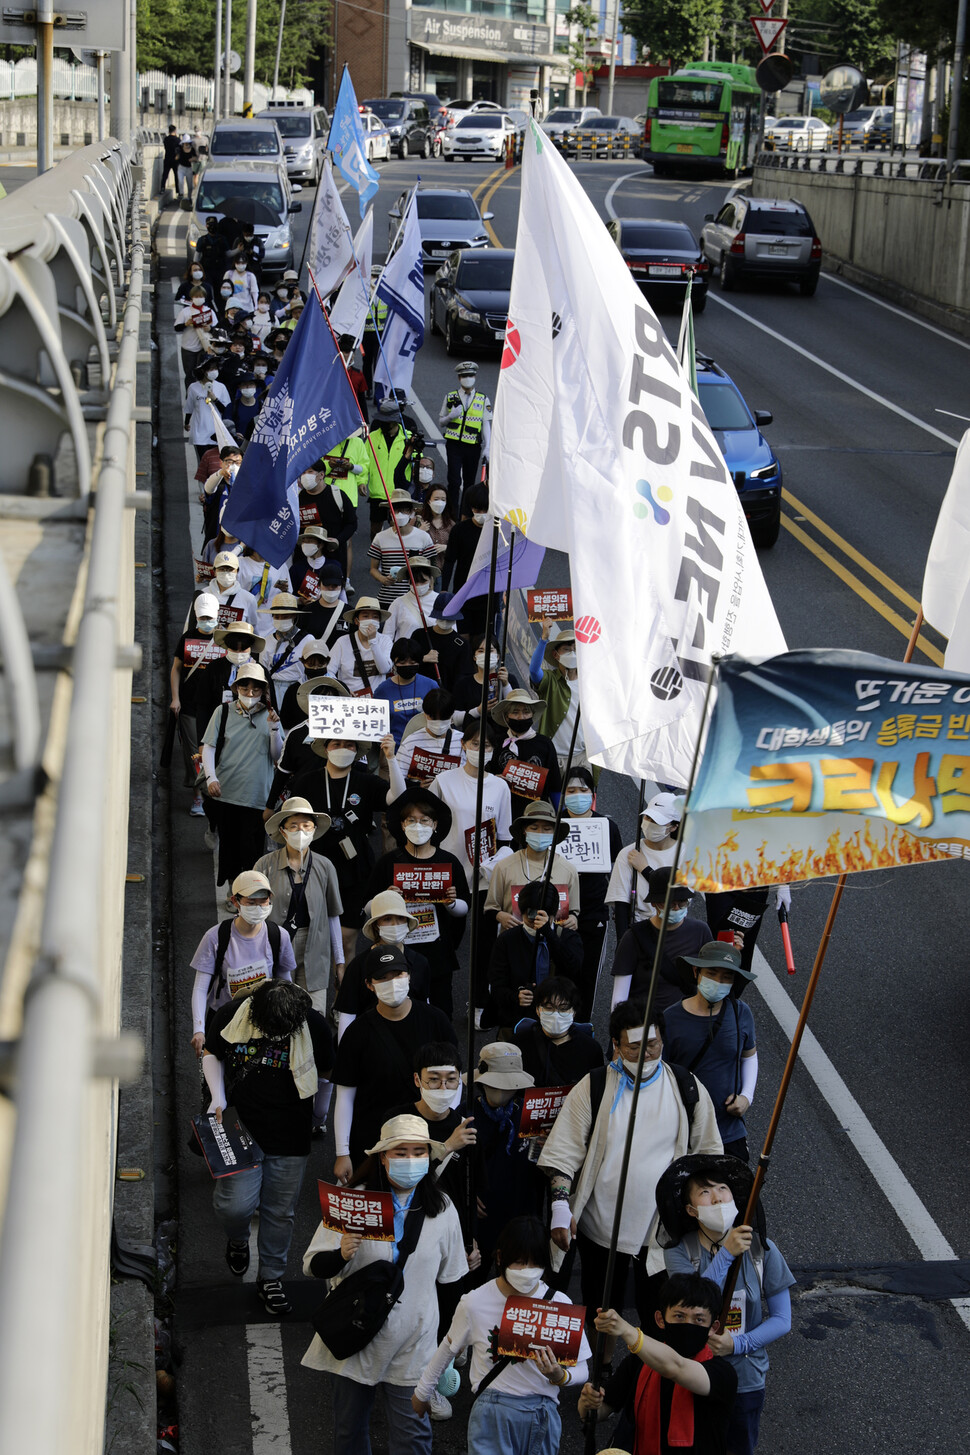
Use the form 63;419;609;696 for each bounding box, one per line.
196;592;220;617
644;792;680;825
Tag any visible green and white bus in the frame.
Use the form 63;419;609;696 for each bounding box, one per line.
642;62;761;176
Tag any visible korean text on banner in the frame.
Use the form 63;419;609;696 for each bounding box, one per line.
307;695;390;742
373;192;425;406
527;588;572;622
518;1086;569;1139
392;862;453;901
308;158;356;298
489;122;785;788
497;1297;587;1364
678;649;970;891
317;1181;395;1241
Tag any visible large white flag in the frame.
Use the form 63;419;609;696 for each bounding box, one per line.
307;159;356;298
922;429;970;668
490;122;786;785
329;210;374;342
373;192;425;405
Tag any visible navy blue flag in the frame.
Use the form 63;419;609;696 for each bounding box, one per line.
222;301;361;567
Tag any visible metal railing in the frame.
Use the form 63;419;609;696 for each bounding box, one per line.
0;59;313;109
756;148;970;183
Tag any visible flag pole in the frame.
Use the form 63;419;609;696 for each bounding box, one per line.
628;779;646;920
539;702;582;910
903;607;925;662
498;524;516;662
583;662;717;1444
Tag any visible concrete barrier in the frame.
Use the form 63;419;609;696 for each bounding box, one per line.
753;158;970;333
0;99;184;148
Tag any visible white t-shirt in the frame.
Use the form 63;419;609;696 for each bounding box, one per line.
430;765;513;881
328;630;393;696
605;841;675;923
446;1280;591;1397
579;1067;680;1254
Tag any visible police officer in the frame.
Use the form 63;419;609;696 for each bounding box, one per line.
438;361;492;517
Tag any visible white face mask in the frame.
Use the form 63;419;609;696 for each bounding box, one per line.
472;512;487;526
320;587;341;604
695;1198;739;1238
238;901;271;924
475;652;498;669
396;512;413;528
464;746;480;768
404;822;435;845
206;371;221;382
559;651;578;671
327;747;356;769
503;1266;544;1295
304;545;323;561
237;694;260;712
458;376;475;389
191;269;203;280
358;619;379;639
378;923;409;944
256;304;270;314
301;472;317;488
255;367;268;378
215;570;236;589
374;973;409;1005
622;1054;661;1080
643;819;671;843
421;471;436;486
538;1008;574;1037
415;580;432;597
428;495;445;512
420;1086;457;1114
226;648;251;665
425;719;451;738
241;388;256;400
283;827;314;851
273;617;295;634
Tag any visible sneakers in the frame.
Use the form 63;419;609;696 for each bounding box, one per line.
428;1386;453;1422
345;582;356;598
225;1239;250;1276
473;1007;483;1031
257;1279;292;1316
190;792;206;817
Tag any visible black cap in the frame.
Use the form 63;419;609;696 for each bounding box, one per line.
364;945;408;980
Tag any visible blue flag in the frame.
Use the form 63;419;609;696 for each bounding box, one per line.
221;302;361;568
373;192;425;404
327;67;380;219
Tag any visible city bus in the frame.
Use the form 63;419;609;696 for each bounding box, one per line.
642;62;761;176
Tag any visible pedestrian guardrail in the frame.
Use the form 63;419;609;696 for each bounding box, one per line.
554;129;638;159
757;148;970;182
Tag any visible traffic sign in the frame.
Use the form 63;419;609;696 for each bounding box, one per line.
756;0;777;11
220;49;242;73
749;15;787;54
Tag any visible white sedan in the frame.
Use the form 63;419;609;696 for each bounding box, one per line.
767;116;832;151
361;110;392;162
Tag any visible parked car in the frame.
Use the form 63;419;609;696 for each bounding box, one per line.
607;217;708;311
540;105;603;136
360;109;392;162
695;355;781;547
388;187;492;264
363;97;434;158
766;116;831;151
430;247;515;354
187;160;302;276
700;195;822;296
396;91;449;124
575;115;640;133
441;111;518;161
206;117;285;168
256;103;328;182
840;106;893;145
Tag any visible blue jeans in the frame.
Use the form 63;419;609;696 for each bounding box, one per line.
728;1387;767;1455
211;1153;306;1281
331;1374;431;1455
468;1389;562;1455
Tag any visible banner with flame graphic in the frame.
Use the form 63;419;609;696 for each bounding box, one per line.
678;650;970;891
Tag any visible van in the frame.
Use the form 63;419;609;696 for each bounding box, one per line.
207;117;284;168
257;102;330;182
187;159;303;277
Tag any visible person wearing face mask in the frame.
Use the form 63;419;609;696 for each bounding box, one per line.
414;1213;591;1448
331;891;433;1038
298;467;359;580
175;133;198;198
254;797;345;1020
365;789;471;1017
429;717;513;887
193;621;266;740
200;664;284;896
376;638;439;749
302;1114;467;1444
663;944;758;1163
611;866;713;1015
419;481;454;566
395;689;464;782
513;976;604;1089
202;549;259;628
606;792;683;942
221;255;259;312
201;446;244;544
438;361;492;518
485;800;581;938
287;553;346;648
174;286;218;381
218;334;253;393
561;767;623;1018
582;1273;738;1455
326;598;393;697
370;491;434;606
231;224;264;277
203;978;333;1317
161;124;181;194
450;631;512;718
189;870;297;1057
259;592;311;693
195;215;228;289
408;593;467;692
270;673;351;796
385;558;441;643
251;291;275;343
488;690;562;820
366;412;418;538
658;1157;793;1455
227;374;262;439
529;623;588;772
332;948;458;1177
538;999;722;1329
484;881;583;1031
439;483;490;634
175;259;214;308
233;546;292;637
170;591;226;815
470;1043;543;1272
184;358;230;459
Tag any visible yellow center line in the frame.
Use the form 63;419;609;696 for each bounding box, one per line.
470;166;506;208
477;169;516;247
780;513;943;665
782;487;923;617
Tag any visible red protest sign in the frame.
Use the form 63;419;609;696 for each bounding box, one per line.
217;604;245;629
518;1086;569;1139
317;1180;396;1241
464;818;496;866
183;637;226;665
527;588;572;623
497;1297;587;1365
408;748;461;781
300;502;321;527
299;571;322;601
510;883;570;922
194;557;215;582
393;861;453;903
500;758;548;801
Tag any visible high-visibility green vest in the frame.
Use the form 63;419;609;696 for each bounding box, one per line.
366;426;409;501
444;391;488;445
363;298;388;335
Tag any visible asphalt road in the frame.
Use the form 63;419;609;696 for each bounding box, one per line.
146;157;970;1454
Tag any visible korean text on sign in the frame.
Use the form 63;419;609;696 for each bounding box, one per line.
557;818;611;872
510;883;569;921
518;1086;568;1139
392;862;453;902
500;759;548;801
408;748;461;781
497;1297;587;1365
307;695;390;742
317;1180;396;1241
527;588;573;623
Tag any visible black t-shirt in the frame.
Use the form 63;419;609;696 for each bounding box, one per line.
334;1001;458;1162
332;945;432;1015
603;1351;737;1455
205;1002;333;1157
513;1022;605;1088
408;627;468;691
365;846;471;975
568;813;623;922
287;765;388;886
174;630;225;717
487;734;562;819
611;916;712;1013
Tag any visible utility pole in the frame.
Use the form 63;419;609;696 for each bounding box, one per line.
947;0;967;169
272;0;286;97
110;45;131;144
214;0;223;120
243;0;257;115
224;0;234;116
605;0;618;115
35;3;53;171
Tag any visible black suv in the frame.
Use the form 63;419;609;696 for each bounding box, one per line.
364;98;434;159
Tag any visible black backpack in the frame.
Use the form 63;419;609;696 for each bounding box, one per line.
586;1060;699;1130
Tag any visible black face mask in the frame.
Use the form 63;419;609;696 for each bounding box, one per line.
507;715;533;735
395;664;418;682
661;1322;711;1360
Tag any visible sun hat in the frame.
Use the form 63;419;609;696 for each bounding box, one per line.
365;1112;447;1161
234;662;268;686
654;1154;761;1250
511;799;568;846
362;889;418;942
491;688;546;728
265;796;331;843
268;591;305;615
680;940;756;983
343;595;390;625
213;620;265;650
384;786;453;845
474;1042;535;1091
296;674;350;716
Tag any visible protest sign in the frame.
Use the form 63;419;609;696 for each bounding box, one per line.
407;748;461;781
510;884;570;921
183;638;226;665
497;1297;586;1365
393;862;453;902
298;571;322;601
192;1114;263;1178
194;557;215;583
217;604;244;629
405;903;439;944
317;1180;395;1241
500;759;548;802
464;819;497;866
558;818;611;872
518;1086;569;1139
300;502;321;528
527;588;572;622
307;695;390;742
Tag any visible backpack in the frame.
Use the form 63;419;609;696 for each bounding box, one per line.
587;1059;699;1131
211;915;283;1002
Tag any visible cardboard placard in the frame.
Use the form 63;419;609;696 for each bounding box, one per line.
518;1086;569;1139
317;1180;396;1241
558;818;612;873
217;604;245;629
194;557;215;582
407;747;461;781
510;884;570;922
192;1113;263;1178
405;902;439;944
393;862;453;902
527;588;573;623
307;695;390;742
299;502;321;527
500;758;548;802
497;1297;587;1365
464;818;496;866
183;637;226;665
299;570;322;601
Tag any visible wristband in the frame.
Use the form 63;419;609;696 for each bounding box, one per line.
628;1328;644;1355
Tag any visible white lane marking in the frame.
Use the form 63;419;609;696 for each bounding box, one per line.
247;1324;293;1453
824;273;970;352
408;391;448;465
751;942;970;1334
604;169;659;219
708;294;960;449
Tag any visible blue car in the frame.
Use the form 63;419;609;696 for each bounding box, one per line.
695;355;781;547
